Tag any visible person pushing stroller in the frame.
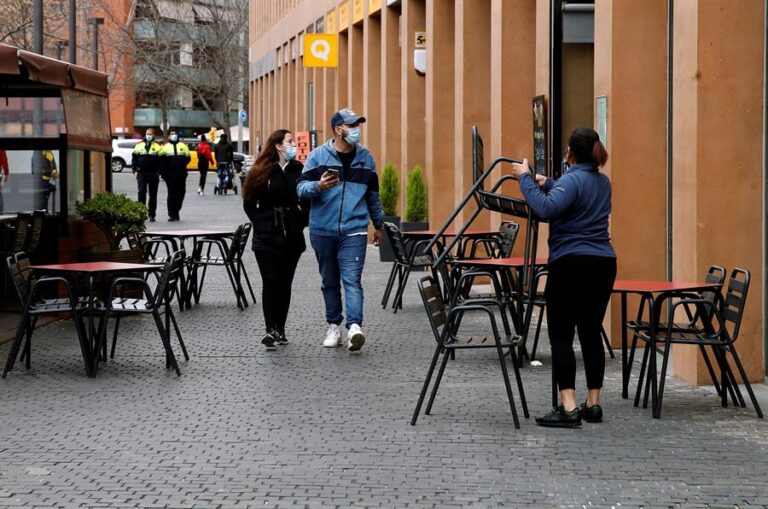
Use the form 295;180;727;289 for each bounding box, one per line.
213;133;238;195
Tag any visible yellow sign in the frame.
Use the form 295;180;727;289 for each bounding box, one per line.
369;0;381;14
326;8;336;34
415;31;426;49
338;1;349;31
352;0;364;24
303;34;339;67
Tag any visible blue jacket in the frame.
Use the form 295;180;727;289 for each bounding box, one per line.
518;163;616;263
297;140;384;236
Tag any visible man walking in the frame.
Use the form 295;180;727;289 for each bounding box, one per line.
213;133;236;194
132;128;163;222
160;130;191;221
297;108;384;352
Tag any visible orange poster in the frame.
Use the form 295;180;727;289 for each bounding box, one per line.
294;131;311;164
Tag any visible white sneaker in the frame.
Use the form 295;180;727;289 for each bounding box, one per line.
323;324;342;348
347;324;365;352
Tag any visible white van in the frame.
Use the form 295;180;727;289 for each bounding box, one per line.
111;139;140;172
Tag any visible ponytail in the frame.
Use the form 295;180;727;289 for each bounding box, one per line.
568;127;609;168
592;140;608;167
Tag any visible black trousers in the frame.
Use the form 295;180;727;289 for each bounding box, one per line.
198;160;208;189
136;172;159;219
545;254;617;391
166;170;188;219
253;247;303;334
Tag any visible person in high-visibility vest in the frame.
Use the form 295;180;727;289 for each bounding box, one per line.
160;129;191;221
41;150;58;212
132;128;163;222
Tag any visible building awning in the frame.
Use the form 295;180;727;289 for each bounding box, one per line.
69;64;109;97
0;43;20;75
18;50;71;88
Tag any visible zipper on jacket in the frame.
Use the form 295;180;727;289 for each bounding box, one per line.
337;166;347;235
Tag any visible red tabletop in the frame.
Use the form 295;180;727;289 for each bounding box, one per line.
32;262;162;272
612;280;722;293
454;257;548;268
403;229;499;237
143;229;235;237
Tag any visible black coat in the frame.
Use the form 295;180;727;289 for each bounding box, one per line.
243;160;309;253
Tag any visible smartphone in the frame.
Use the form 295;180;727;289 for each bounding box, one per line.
324;169;339;179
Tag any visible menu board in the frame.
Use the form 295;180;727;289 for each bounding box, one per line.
532;95;547;176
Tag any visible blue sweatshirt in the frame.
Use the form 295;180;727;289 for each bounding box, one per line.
518;163;616;263
297;140;384;236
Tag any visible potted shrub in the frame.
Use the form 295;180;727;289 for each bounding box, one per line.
401;164;429;233
75;192;147;262
378;162;400;262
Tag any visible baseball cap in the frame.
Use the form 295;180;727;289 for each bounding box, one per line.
331;108;366;129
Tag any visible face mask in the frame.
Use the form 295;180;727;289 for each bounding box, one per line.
284;145;297;161
146;135;154;142
170;135;178;142
343;127;361;145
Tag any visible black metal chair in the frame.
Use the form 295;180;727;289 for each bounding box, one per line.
634;268;762;419
188;224;255;309
23;210;45;256
95;250;186;376
463;220;519;260
381;221;434;313
410;276;528;428
3;254;92;378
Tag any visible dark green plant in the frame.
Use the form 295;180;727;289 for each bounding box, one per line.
380;162;400;217
405;165;427;222
75;192;148;251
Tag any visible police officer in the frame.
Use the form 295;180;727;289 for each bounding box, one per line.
41;150;58;212
132;128;163;222
161;129;191;221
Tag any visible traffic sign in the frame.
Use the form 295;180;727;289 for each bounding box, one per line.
238;109;247;122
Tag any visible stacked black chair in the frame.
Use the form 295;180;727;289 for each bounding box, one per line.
188;223;255;310
634;268;762;418
3;253;92;378
410;276;528;428
380;221;434;313
23;210;45;257
96;250;187;376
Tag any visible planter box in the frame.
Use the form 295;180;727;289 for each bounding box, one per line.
379;215;400;262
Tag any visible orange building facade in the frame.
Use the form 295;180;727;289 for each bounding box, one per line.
249;0;767;385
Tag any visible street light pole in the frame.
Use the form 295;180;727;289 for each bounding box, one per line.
33;0;43;54
86;17;104;71
69;0;77;64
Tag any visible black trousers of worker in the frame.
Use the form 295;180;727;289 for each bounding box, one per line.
166;170;188;219
545;254;617;391
136;171;159;219
253;247;303;334
198;159;209;190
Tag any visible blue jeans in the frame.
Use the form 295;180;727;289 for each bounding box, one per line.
310;233;368;327
216;163;231;190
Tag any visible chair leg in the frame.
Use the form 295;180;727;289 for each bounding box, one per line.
634;344;650;408
495;341;520;429
726;345;763;418
381;263;399;309
22;317;36;369
110;315;121;359
239;259;257;304
506;345;528;419
223;260;244;309
425;348;451;415
530;309;544;360
167;304;189;361
393;266;413;313
600;326;615;359
699;345;723;397
410;344;443;425
3;308;32;377
150;307;181;376
712;346;744;407
653;341;673;418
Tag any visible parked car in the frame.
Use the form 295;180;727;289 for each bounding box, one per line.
111;139;140;172
183;138;245;173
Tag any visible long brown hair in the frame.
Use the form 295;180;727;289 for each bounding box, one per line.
567;127;608;167
242;129;291;201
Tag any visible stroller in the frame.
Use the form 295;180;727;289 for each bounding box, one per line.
213;162;238;195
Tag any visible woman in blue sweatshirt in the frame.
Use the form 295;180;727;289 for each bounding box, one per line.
512;127;617;428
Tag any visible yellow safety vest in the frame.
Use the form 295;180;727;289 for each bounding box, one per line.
161;141;190;156
134;140;163;156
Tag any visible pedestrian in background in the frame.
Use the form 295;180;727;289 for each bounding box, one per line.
297;108;384;353
161;129;191;221
242;129;308;349
511;127;616;429
0;149;8;213
196;134;214;195
214;133;236;195
132;128;163;222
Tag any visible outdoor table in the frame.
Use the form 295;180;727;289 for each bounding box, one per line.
31;262;163;376
403;229;501;258
611;279;723;408
142;229;236;308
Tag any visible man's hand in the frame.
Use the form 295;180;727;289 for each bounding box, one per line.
373;228;382;246
511;158;530;178
535;174;547;188
318;171;340;191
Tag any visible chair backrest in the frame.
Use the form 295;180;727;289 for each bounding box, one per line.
418;276;447;344
497;221;520;257
382;221;410;265
155;249;186;305
431;241;457;302
230;223;252;260
126;232;141;251
12;213;32;253
6;255;29;306
702;265;727;302
25;210;45;253
720;268;750;342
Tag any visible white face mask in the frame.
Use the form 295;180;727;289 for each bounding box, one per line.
170;135;178;142
342;127;361;145
284;145;297;161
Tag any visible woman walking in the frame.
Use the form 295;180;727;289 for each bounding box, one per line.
242;129;309;349
512;127;617;428
196;134;214;195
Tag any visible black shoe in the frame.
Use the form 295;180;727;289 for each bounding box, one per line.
274;330;288;346
168;217;177;222
535;405;582;428
261;332;277;349
149;217;156;222
580;402;603;423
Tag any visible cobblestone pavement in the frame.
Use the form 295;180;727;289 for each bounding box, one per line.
0;173;767;508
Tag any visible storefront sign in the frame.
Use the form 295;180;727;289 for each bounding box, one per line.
596;95;607;148
294;131;311;164
415;31;426;49
532;95;548;177
303;34;338;68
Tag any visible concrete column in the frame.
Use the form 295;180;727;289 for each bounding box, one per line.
672;0;765;383
287;43;296;129
489;0;535;231
349;23;364;112
337;32;349;114
400;0;426;215
363;11;382;163
425;0;455;226
296;53;305;131
381;4;402;180
323;67;336;137
453;0;491;228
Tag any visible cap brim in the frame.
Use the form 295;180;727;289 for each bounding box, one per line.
347;115;366;125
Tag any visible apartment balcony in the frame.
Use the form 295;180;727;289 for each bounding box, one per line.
133;19;215;43
134;108;244;129
133;64;220;88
